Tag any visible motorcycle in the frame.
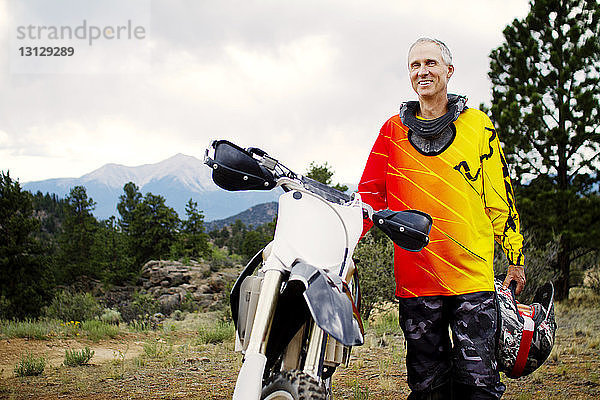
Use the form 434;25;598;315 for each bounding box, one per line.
204;140;432;399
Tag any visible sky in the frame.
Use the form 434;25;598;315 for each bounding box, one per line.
0;0;531;185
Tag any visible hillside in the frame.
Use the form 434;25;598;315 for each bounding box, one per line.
205;202;278;231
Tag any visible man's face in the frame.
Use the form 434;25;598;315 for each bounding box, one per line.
408;42;454;100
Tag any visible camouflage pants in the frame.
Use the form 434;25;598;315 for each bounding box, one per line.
398;291;505;399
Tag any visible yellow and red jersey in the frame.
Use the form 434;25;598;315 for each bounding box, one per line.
359;108;524;298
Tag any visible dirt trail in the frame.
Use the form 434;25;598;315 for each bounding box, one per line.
0;337;143;378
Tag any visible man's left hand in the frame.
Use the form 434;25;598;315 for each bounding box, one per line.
503;265;526;295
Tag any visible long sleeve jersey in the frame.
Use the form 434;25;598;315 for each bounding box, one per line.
358;108;524;298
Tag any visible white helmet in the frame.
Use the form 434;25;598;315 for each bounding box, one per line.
495;277;557;378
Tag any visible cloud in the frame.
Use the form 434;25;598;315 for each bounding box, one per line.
0;0;531;185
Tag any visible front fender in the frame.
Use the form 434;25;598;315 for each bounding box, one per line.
288;261;364;347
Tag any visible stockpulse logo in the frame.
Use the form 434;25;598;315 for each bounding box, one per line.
15;19;147;46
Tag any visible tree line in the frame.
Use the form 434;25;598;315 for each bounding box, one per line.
0;174;274;320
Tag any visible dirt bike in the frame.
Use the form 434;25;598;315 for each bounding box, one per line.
204;140;432;400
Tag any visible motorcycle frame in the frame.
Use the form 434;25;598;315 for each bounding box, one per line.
232;177;365;400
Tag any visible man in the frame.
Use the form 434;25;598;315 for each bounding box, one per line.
358;38;526;399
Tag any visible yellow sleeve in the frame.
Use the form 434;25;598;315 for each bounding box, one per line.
480;115;525;266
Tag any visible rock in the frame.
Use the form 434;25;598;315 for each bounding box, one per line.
158;293;182;314
208;275;225;293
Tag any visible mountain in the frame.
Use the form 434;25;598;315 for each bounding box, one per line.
206;202;278;231
23;154;281;221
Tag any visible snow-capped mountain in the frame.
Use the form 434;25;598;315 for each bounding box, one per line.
23;154;281;221
80;153;214;192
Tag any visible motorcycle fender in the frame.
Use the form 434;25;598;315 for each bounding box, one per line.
288;261;364;347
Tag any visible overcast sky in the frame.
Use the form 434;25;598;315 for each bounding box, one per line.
0;0;530;185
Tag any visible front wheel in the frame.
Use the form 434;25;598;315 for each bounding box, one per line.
261;370;327;400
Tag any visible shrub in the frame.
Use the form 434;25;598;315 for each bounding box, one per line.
584;268;600;296
118;291;159;324
172;310;185;321
143;341;172;358
60;320;82;337
127;319;153;332
64;347;94;366
179;292;199;313
197;320;234;344
208;246;238;272
0;319;56;340
353;231;396;320
100;308;122;325
353;379;370;400
81;320;120;341
369;305;401;338
14;353;46;377
45;290;101;322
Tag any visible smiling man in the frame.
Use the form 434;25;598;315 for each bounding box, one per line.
358;38;526;399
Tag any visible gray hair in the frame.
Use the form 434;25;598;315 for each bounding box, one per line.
409;38;453;66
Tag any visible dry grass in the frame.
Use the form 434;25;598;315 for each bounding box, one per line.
1;290;599;399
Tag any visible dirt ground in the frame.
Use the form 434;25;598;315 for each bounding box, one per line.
0;336;144;379
1;299;599;399
1;333;599;399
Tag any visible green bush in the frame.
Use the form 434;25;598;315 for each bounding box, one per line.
14;353;46;377
119;291;159;324
127;319;153;332
142;341;172;359
179;293;199;313
370;307;401;338
172;309;185;321
64;347;94;366
0;319;57;340
81;320;120;341
353;379;370;400
197;320;234;344
353;231;396;320
100;308;122;325
45;290;101;322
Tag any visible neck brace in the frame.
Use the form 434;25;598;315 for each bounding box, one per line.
399;94;468;155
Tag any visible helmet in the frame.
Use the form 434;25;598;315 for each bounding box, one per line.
494;277;557;378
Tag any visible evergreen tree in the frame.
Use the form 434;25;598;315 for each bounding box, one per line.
305;162;349;192
241;229;271;260
58;186;99;283
176;199;210;259
0;172;52;318
488;0;600;299
210;226;231;248
117;182;142;234
31;191;66;238
92;216;136;285
128;193;180;265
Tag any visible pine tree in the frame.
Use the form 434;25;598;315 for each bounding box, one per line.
92;216;136;285
128;193;180;265
488;0;600;299
0;172;53;318
305;162;348;192
117;182;142;234
178;199;210;259
58;186;99;283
